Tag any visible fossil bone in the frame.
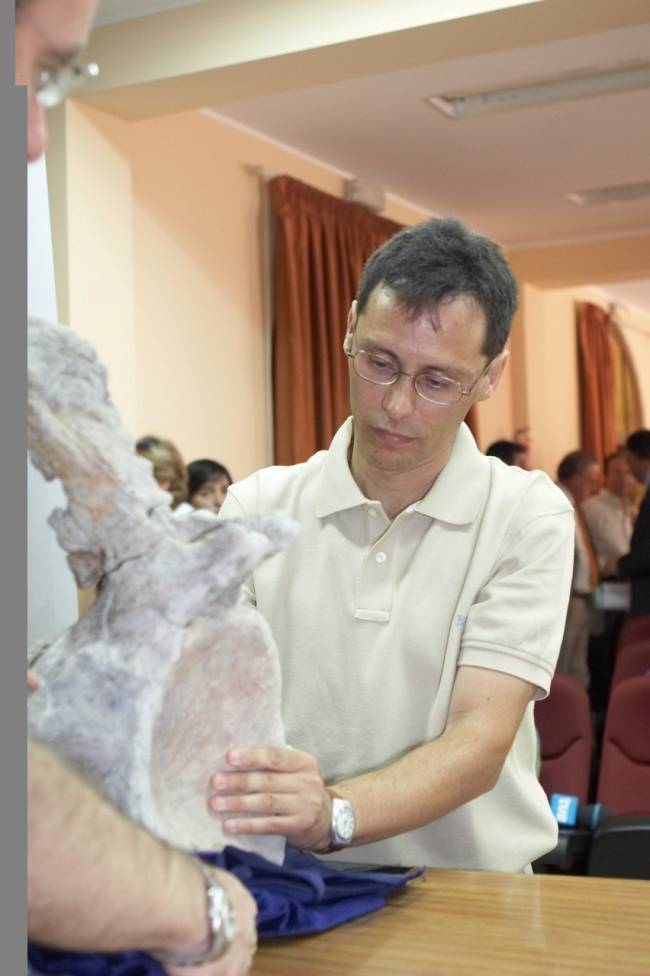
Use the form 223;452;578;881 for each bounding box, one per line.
27;318;295;864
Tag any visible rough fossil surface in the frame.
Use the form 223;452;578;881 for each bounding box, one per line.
27;318;296;864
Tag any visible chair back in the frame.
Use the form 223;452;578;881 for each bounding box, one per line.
616;616;650;658
597;675;650;815
611;639;650;690
535;673;592;804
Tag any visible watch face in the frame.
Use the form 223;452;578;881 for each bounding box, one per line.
222;899;237;944
332;799;356;844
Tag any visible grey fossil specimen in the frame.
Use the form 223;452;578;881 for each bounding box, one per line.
27;318;295;864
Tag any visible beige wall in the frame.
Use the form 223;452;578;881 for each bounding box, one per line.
49;105;648;482
55;103;138;434
50;104;436;479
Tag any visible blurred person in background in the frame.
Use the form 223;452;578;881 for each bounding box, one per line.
485;439;527;467
556;450;602;689
603;429;650;619
136;435;188;510
176;459;233;517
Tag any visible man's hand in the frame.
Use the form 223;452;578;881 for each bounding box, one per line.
208;747;331;851
27;670;39;691
165;867;258;976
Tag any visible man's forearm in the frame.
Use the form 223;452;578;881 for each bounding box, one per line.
28;739;206;953
333;708;506;847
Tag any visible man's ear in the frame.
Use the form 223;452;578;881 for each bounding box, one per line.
343;301;357;354
475;350;509;402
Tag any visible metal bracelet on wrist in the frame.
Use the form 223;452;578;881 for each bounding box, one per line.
151;857;237;968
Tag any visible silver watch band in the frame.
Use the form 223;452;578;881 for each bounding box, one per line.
152;857;237;968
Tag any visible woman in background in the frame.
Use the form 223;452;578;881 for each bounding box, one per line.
135;435;188;510
177;459;233;516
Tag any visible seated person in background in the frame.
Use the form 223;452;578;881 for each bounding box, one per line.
176;459;233;517
485;438;527;467
136;435;188;510
556;450;602;689
603;429;650;619
214;217;574;873
583;451;636;570
513;426;533;470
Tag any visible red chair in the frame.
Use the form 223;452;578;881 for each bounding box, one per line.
588;676;650;879
610;639;650;690
616;616;650;657
597;675;650;815
535;673;592;804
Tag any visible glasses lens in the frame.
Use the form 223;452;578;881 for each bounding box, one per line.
354;350;398;385
36;73;63;108
36;62;99;109
414;373;462;405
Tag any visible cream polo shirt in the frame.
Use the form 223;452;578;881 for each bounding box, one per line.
220;419;574;871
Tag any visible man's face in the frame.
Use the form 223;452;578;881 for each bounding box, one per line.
345;285;505;478
605;456;631;497
572;462;601;503
15;0;97;161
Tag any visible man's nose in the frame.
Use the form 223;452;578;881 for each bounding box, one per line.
27;91;47;162
382;374;417;420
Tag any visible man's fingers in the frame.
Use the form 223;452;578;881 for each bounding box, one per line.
211;770;306;796
226;746;309;773
210;790;305;817
223;814;306;836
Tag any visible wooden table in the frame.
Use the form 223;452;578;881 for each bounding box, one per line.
252;869;650;975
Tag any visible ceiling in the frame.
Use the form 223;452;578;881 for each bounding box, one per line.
94;0;650;314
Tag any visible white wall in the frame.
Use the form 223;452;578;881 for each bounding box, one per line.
28;156;78;645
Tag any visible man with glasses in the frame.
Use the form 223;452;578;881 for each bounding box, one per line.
216;218;575;872
18;2;257;972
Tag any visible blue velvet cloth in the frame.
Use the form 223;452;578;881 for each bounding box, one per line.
29;846;422;975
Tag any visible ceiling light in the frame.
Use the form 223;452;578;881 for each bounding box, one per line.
427;62;650;120
566;181;650;207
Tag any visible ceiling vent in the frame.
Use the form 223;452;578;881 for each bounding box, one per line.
566;181;650;207
427;62;650;120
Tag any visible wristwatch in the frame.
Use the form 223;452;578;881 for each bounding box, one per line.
152;857;237;968
327;795;357;851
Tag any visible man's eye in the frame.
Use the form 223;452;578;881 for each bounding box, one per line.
367;355;394;371
419;373;453;391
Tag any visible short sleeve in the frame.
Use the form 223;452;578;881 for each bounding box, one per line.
459;508;575;699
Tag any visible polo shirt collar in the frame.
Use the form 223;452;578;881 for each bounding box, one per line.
314;417;489;525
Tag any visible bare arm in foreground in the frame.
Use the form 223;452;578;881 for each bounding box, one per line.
28;739;257;976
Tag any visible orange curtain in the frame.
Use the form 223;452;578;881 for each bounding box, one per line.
269;175;479;465
608;320;643;444
576;302;617;464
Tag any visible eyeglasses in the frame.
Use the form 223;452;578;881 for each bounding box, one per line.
36;59;100;109
345;347;493;406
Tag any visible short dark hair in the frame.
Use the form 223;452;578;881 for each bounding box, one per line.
626;429;650;460
355;217;518;360
187;458;232;498
557;450;597;482
486;440;524;466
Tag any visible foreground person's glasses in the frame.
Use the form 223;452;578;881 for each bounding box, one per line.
36;60;99;108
